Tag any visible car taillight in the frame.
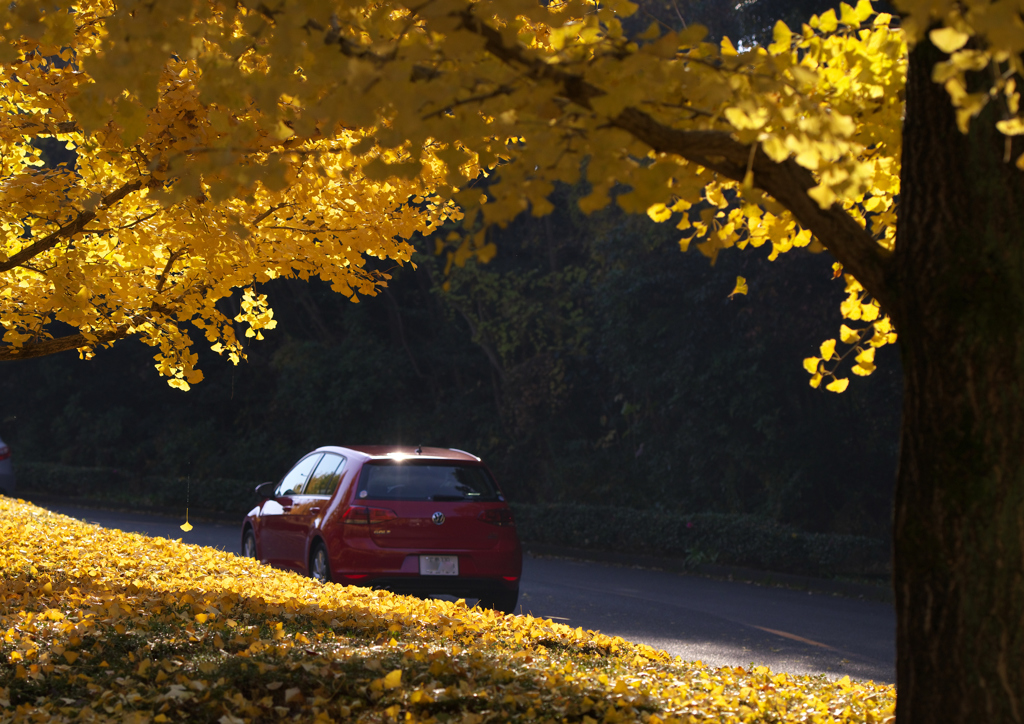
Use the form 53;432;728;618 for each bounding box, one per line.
341;506;397;525
0;446;9;461
478;508;515;526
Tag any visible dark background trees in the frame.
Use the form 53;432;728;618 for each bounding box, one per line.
0;0;900;541
0;175;901;539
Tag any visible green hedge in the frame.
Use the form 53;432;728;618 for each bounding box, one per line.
510;503;890;579
12;463;889;579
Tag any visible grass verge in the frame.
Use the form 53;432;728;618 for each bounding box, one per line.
0;496;895;723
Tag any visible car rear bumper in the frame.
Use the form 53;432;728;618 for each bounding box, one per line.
331;536;522;577
330;542;522;597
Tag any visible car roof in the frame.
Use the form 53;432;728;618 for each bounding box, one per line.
313;445;481;462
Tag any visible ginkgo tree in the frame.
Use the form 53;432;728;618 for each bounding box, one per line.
0;4;465;387
3;0;1024;722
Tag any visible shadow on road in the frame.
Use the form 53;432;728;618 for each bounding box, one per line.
31;502;895;684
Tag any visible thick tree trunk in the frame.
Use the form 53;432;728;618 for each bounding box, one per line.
892;41;1024;723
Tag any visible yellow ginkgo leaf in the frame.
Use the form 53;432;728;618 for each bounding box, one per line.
772;20;792;47
845;0;874;25
819;339;837;361
840;325;861;344
929;27;970;54
996;118;1024;136
477;243;498;264
646;203;672;223
826;377;850;393
803;357;821;373
384;669;403;689
729;276;748;298
760;136;789;162
814;8;839;33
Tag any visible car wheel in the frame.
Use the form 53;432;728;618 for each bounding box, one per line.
242;529;257;558
310;542;331;583
478;588;519;615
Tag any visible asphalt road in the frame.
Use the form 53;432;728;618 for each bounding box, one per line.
31;504;896;684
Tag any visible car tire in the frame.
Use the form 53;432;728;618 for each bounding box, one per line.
310;542;331;583
242;529;257;558
478;588;519;615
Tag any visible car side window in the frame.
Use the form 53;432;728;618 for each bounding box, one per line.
275;453;323;497
304;454;346;496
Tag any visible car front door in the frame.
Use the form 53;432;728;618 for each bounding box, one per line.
259;453;322;569
286;453;347;572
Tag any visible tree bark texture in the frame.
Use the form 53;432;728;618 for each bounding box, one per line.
892;40;1024;724
0;329;126;361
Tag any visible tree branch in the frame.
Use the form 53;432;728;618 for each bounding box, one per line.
252;201;297;227
610;109;894;309
422;85;516;120
452;6;894;308
0;328;129;361
0;177;150;274
84;209;163;234
448;299;507;384
15;119;80;136
155;248;187;293
0;282;210;362
259;225;358;234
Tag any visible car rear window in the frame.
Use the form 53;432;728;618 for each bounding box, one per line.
357;461;501;502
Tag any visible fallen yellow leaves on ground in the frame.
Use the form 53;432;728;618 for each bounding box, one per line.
0;497;895;723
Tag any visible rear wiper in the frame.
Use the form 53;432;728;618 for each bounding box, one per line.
430;495;465;501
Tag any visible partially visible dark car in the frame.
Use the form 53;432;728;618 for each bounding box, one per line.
0;435;14;496
242;446;522;613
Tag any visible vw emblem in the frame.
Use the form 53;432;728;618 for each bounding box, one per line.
431;511;446;526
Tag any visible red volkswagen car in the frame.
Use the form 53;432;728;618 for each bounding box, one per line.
241;446;522;613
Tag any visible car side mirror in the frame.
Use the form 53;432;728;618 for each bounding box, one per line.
255;481;277;500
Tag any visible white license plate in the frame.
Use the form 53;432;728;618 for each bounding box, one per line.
419;555;459;576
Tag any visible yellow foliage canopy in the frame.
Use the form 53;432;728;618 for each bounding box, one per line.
0;1;465;385
1;0;1020;387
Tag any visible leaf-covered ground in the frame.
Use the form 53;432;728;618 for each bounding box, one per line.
0;498;896;723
